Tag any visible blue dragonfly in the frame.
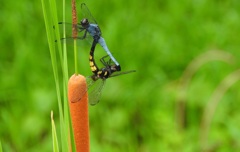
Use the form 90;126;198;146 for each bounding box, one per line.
59;3;121;71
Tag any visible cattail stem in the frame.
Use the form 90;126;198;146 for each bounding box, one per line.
71;0;77;38
68;74;89;152
72;0;78;74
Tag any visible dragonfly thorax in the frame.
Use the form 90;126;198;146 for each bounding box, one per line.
98;68;112;79
87;24;101;39
90;70;110;81
96;65;120;80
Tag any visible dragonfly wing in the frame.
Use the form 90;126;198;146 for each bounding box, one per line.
69;76;95;103
56;22;93;46
58;22;85;39
86;76;96;88
87;78;106;106
76;87;88;103
80;3;98;25
69;79;88;103
68;76;107;104
109;70;136;78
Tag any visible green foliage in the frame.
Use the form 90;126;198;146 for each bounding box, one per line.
41;0;73;151
51;112;59;152
1;0;240;151
0;140;2;152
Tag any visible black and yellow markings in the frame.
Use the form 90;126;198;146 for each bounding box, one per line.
89;62;97;72
89;55;93;60
89;40;97;69
90;65;97;72
104;71;108;76
97;71;102;75
89;40;112;78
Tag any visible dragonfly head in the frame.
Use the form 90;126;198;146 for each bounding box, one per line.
81;18;90;28
110;65;121;72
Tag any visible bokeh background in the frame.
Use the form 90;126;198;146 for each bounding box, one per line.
1;0;240;151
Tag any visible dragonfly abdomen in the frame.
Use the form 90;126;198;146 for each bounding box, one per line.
98;37;120;68
89;40;99;75
89;40;114;80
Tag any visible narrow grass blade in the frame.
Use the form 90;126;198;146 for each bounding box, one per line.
41;0;68;151
0;140;2;152
200;69;240;151
176;50;235;130
51;111;59;152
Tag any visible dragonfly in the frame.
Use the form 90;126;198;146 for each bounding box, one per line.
59;3;121;71
82;39;136;105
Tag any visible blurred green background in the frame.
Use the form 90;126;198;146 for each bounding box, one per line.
1;0;240;151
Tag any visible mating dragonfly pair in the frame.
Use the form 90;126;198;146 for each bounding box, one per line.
59;3;135;105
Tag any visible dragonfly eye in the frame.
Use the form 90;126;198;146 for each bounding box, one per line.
81;18;89;27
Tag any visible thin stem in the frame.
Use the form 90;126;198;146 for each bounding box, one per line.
72;0;78;74
74;39;78;74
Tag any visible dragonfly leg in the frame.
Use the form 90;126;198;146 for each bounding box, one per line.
75;30;88;39
100;55;120;71
100;55;113;66
100;55;109;66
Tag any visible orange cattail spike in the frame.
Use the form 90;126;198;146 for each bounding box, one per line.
68;74;89;152
72;0;78;38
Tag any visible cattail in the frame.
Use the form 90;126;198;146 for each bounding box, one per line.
68;74;89;152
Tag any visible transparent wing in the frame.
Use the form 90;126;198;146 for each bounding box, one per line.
80;3;98;25
70;70;134;104
87;70;136;105
69;79;88;103
86;76;97;88
69;76;102;104
58;22;82;38
67;77;101;105
57;22;93;45
86;77;106;106
109;70;136;78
